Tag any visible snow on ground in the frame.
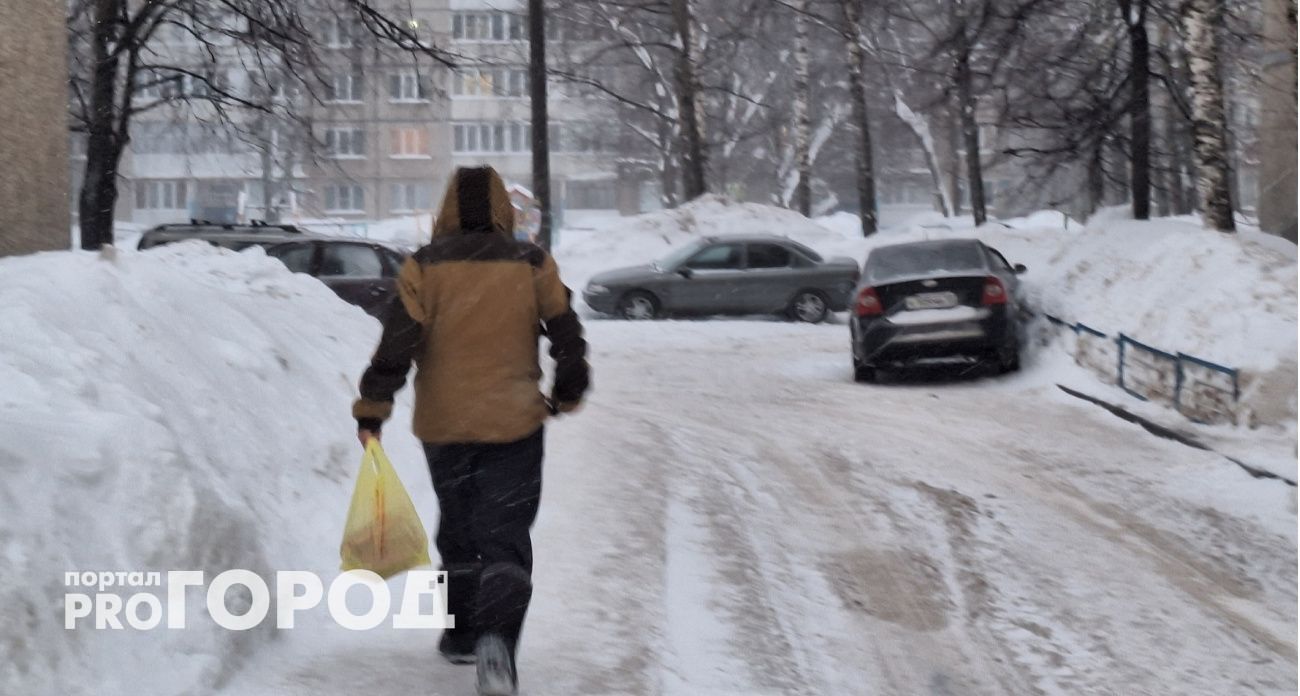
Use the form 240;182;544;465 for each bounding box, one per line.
0;243;429;695
227;320;1295;696
562;196;1294;459
4;200;1295;696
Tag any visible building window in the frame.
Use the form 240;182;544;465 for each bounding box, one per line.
388;71;431;102
134;180;188;210
324;184;365;213
453;122;531;154
451;66;528;98
452;12;525;42
324;127;366;158
390;182;434;212
325;72;363;102
390;127;429;158
324;18;357;48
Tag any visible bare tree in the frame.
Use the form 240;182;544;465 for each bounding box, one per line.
1184;0;1236;231
791;0;814;216
672;0;708;199
841;0;879;235
1116;0;1154;219
67;0;455;250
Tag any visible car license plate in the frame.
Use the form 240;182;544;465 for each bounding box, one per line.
905;292;958;310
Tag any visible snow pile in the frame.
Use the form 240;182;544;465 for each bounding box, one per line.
556;195;848;290
0;243;428;696
1036;214;1297;422
1038;213;1296;371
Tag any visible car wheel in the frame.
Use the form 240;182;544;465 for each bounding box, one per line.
617;291;659;320
853;356;878;383
997;345;1021;374
789;290;829;324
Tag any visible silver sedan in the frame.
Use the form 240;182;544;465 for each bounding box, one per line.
582;235;860;323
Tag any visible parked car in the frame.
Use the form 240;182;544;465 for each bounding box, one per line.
583;235;860;323
264;239;408;317
136;221;305;251
849;238;1027;382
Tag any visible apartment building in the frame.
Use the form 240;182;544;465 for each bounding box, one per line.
88;0;626;232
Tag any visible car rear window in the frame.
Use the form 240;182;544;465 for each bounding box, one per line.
866;242;987;281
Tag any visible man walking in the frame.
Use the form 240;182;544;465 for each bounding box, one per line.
352;166;589;696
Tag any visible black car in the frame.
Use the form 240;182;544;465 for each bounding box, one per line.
136;221;305;251
850;238;1027;382
265;239;408;317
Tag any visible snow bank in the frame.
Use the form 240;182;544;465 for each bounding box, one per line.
558;198;1295;429
556;195;847;290
0;243;427;695
1036;215;1297;425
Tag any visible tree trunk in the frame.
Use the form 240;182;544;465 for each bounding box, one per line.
841;0;877;236
79;0;124;251
792;1;813;217
1120;0;1152;219
1087;142;1106;218
1184;0;1236;231
947;107;963;216
1152;98;1174;217
672;0;707;200
528;0;554;248
954;35;986;226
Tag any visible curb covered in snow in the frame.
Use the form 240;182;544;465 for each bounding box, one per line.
1056;384;1296;487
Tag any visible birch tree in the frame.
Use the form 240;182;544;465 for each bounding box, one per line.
1184;0;1236;231
841;0;879;235
792;0;814;216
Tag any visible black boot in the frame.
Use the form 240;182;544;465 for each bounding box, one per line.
439;631;477;665
475;633;517;696
474;563;532;696
440;562;481;665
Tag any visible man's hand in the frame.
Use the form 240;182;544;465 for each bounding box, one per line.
358;429;381;447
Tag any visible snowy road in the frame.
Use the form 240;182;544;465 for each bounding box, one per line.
228;320;1296;696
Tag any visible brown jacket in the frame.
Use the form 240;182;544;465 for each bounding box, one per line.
352;167;589;444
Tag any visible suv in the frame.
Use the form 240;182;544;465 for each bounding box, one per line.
264;239;408;317
136;221;305;251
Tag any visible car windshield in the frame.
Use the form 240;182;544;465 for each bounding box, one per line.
866;241;987;281
654;240;707;271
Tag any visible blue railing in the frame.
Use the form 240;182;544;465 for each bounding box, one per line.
1043;314;1241;425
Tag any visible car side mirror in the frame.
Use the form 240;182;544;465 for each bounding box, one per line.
677;267;695;279
1013;264;1028;275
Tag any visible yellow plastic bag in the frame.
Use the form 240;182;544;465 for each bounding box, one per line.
339;440;432;579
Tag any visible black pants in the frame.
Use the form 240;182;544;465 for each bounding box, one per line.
424;427;543;653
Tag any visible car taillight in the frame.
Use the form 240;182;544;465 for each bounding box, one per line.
855;286;883;317
981;276;1007;305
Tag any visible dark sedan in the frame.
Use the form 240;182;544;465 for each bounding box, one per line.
583;235;860;323
850;239;1027;382
265;239;407;317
